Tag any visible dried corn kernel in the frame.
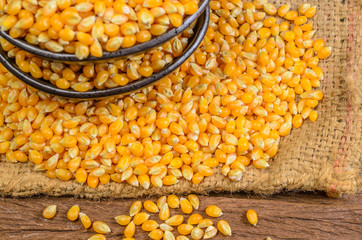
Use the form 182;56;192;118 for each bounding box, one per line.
246;209;258;226
42;205;57;219
67;205;80;221
217;220;232;236
205;205;223;218
80;212;92;229
93;221;111;234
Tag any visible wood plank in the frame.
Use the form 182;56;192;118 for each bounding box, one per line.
0;192;361;240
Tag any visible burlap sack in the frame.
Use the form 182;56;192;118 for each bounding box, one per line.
0;0;360;199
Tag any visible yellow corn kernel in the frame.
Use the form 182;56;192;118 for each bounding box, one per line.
217;220;232;236
167;194;180;209
67;205;80;221
205;205;223;218
187;195;199;210
124;221;135;238
187;213;203;225
80;212;92;229
165;214;184;226
88;234;106;240
142;220;159;232
190;227;204;240
115;215;132;226
203;225;217;239
42;205;57;219
129;200;142;217
133;212;150;225
143;200;159;213
177;223;193;235
246;209;258;226
180;197;193;214
93;221;111;234
159;202;170;221
148;229;164;240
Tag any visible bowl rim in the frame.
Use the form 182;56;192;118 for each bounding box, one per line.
0;7;210;99
0;0;210;63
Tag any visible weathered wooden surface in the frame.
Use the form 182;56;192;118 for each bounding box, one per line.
0;192;361;240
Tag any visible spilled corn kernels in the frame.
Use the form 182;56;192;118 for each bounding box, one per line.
0;0;199;59
1;2;330;194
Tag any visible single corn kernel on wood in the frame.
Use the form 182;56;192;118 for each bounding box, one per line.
177;223;193;235
144;200;159;213
79;212;92;229
190;227;204;240
130;200;142;217
157;196;167;209
93;221;111;234
88;234;106;240
67;205;80;221
159;203;170;221
133;212;150;225
197;219;213;229
217;220;232;236
187;213;203;225
115;215;131;226
124;221;135;238
187;195;200;210
165;214;184;226
142;220;159;232
42;205;57;219
246;209;258;226
167;194;180;208
163;230;175;240
203;226;218;239
148;228;164;240
180;197;193;214
160;223;174;231
205;205;223;218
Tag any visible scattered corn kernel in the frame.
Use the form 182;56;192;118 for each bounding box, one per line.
67;205;80;221
80;212;92;229
88;234;106;240
217;220;232;236
93;221;111;234
246;209;258;226
205;205;223;218
42;205;57;219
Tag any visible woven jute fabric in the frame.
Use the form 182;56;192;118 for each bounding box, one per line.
0;0;361;199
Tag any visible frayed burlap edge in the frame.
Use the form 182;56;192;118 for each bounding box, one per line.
0;0;361;199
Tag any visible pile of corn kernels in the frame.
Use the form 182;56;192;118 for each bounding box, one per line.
0;0;331;189
43;194;261;239
0;0;200;59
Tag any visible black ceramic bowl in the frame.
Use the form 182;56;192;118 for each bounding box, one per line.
0;0;210;64
0;7;210;99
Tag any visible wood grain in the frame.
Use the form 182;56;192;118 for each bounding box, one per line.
0;192;361;240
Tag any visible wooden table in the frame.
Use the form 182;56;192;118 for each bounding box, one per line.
0;192;360;240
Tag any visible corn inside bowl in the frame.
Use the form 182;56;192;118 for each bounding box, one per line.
0;0;210;64
0;7;210;99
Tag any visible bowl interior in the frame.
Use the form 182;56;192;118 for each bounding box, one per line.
0;7;210;99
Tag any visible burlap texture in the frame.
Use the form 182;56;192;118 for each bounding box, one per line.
0;0;361;199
